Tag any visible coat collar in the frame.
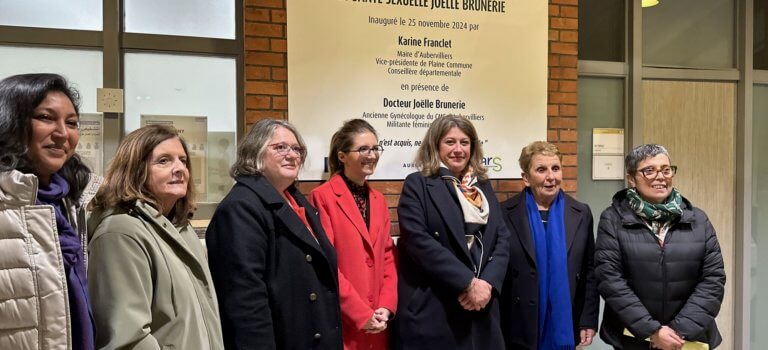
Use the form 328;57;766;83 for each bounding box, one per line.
0;169;38;205
127;200;210;280
328;174;376;247
425;170;473;264
503;190;584;267
1;170;101;210
563;194;585;253
610;188;695;226
236;175;337;263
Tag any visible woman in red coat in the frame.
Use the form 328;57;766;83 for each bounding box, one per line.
309;119;397;350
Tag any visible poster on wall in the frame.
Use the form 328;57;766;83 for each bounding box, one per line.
287;0;547;180
592;128;625;180
207;131;236;202
141;115;208;200
77;113;103;175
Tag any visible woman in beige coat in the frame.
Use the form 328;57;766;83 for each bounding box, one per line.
0;73;101;350
88;125;223;350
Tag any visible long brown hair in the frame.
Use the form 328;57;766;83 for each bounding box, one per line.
91;124;196;225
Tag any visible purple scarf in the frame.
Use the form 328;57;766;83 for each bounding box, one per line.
36;173;95;350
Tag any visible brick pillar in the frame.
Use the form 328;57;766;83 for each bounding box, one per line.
244;0;287;123
547;0;579;194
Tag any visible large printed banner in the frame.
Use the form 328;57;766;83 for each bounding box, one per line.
287;0;547;179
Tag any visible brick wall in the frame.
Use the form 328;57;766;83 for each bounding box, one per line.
243;0;579;235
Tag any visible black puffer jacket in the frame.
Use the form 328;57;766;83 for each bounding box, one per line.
595;189;725;349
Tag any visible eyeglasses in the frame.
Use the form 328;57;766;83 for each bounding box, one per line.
269;143;305;156
636;165;677;179
345;145;384;155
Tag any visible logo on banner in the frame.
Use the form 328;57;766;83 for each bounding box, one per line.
482;156;502;172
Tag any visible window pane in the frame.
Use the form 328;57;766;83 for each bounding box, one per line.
643;0;735;69
124;53;237;203
0;46;104;173
752;84;768;349
578;0;625;62
756;0;768;69
0;0;101;31
125;0;235;39
0;46;102;114
577;77;625;218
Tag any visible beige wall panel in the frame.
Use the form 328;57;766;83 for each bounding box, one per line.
642;80;735;350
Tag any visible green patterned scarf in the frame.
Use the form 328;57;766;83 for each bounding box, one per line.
626;187;683;223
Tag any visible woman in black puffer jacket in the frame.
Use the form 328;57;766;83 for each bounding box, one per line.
595;144;725;350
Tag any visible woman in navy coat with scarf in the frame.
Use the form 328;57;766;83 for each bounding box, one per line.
393;115;510;350
206;119;342;349
499;142;599;350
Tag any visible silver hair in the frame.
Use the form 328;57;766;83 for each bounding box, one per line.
624;144;671;174
230;118;307;178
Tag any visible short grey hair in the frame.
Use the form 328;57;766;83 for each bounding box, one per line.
230;118;307;178
625;144;671;174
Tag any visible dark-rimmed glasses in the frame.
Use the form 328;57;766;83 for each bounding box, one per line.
637;165;677;179
345;146;384;156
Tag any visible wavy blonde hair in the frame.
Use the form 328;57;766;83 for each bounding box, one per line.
414;115;487;181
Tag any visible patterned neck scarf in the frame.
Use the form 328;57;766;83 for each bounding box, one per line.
626;187;683;223
441;165;488;226
442;165;489;276
450;165;483;209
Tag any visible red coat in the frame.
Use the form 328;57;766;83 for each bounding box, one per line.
309;174;398;350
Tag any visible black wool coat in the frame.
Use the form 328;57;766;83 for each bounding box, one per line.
498;191;599;350
595;189;725;349
392;170;510;350
206;175;343;350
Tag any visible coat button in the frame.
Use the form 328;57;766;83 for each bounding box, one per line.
514;297;520;304
314;333;322;340
366;258;374;267
487;256;494;262
309;293;318;301
434;231;440;238
530;270;536;276
305;254;313;263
